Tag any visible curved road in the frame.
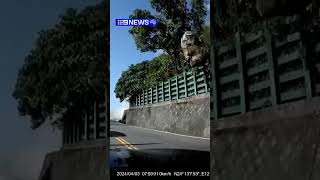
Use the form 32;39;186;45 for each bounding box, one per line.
110;121;210;151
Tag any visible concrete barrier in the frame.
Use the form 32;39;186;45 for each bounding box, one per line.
39;143;108;180
212;97;320;180
124;93;210;138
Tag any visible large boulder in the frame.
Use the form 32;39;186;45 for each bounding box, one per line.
181;31;204;67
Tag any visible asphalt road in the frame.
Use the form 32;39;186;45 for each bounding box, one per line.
110;121;210;152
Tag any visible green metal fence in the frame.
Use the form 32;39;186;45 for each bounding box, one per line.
63;100;107;145
211;25;320;120
131;67;210;107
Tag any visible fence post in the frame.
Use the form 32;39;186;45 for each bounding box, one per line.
137;94;139;106
62;123;66;145
151;88;153;104
66;121;70;144
77;120;80;142
140;93;142;106
140;92;143;106
156;85;158;103
74;121;78;143
146;89;149;104
162;82;165;101
69;122;72;143
143;90;145;105
143;90;146;105
193;68;198;95
176;76;179;99
141;91;143;105
149;88;152;104
300;32;313;100
83;110;88;140
203;67;209;93
184;71;188;97
93;101;97;139
72;120;76;143
148;89;150;104
235;31;248;113
264;25;279;105
211;43;220;120
168;79;171;100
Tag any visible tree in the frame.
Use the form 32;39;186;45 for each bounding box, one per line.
12;2;107;129
129;0;207;73
115;54;174;102
145;54;175;88
115;23;210;102
191;0;208;35
200;25;210;54
115;61;149;102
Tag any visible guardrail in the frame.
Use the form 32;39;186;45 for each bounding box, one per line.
130;66;210;107
211;25;320;120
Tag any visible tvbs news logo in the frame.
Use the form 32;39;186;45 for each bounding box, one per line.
116;18;158;27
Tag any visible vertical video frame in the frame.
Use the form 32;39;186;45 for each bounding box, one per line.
110;0;211;178
211;0;320;180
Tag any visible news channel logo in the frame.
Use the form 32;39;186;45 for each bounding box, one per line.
116;18;158;27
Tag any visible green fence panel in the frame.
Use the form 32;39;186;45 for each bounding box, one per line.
131;66;210;107
208;27;320;120
236;32;248;113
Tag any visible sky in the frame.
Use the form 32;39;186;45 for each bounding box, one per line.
110;0;210;120
0;1;209;179
110;0;161;120
0;1;100;180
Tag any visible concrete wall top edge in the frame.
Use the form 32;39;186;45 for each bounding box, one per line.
62;139;108;150
128;93;210;110
213;97;320;133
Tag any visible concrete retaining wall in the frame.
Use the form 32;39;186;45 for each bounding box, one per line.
124;93;210;138
212;98;320;180
38;143;108;180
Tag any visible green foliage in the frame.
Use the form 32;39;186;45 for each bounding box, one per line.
201;25;210;48
115;54;175;102
115;16;210;101
199;24;210;67
191;0;208;35
115;61;148;102
145;54;174;88
129;9;158;52
12;2;107;129
129;0;207;71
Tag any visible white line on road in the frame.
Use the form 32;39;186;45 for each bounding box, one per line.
130;125;210;140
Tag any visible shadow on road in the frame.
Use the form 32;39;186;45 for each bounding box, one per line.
110;131;126;137
110;148;210;173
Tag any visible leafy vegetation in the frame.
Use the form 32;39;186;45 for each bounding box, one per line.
115;0;209;102
13;2;107;129
115;54;175;102
129;0;208;72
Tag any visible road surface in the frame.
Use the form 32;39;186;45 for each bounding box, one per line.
110;121;210;152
